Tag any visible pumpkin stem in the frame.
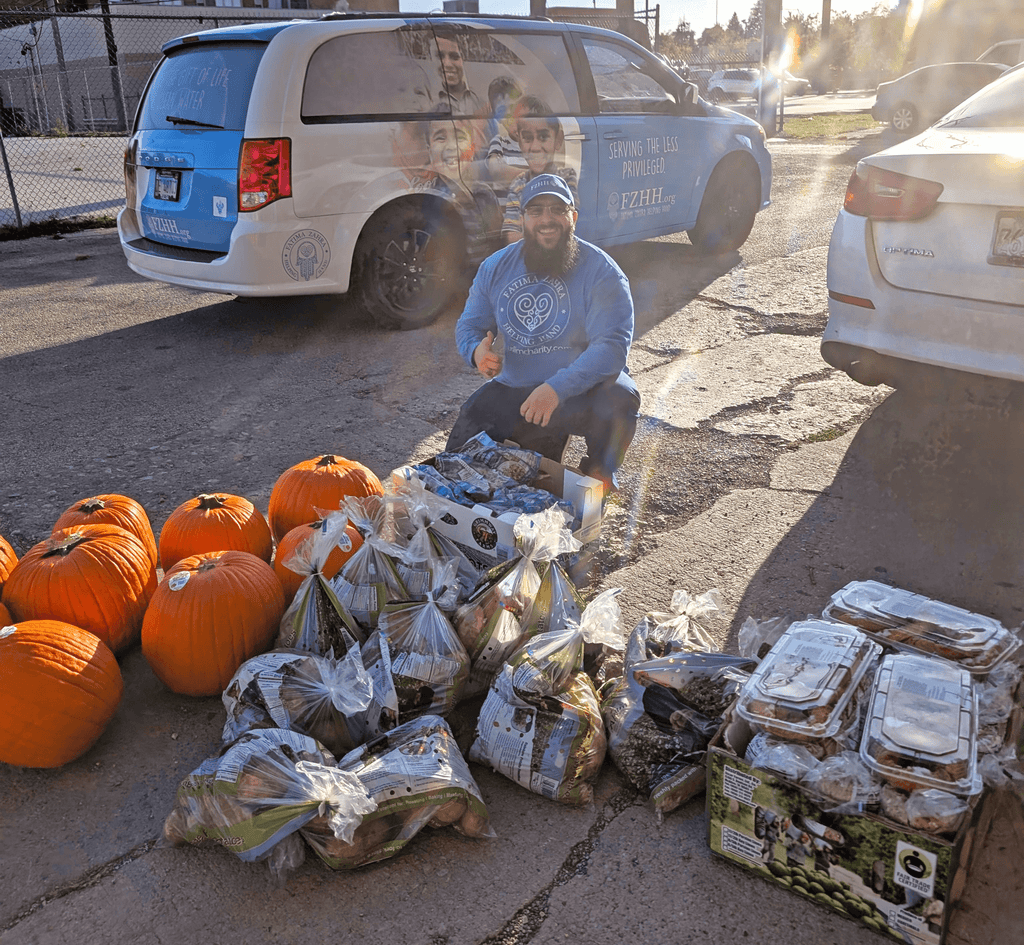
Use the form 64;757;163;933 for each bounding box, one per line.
197;494;227;510
79;498;106;513
197;559;219;572
43;532;89;557
317;455;338;467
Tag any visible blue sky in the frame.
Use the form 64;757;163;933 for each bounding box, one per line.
397;1;891;39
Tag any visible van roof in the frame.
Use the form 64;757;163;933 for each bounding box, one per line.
161;12;578;54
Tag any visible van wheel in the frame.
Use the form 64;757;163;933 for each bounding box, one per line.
689;162;760;254
355;202;464;330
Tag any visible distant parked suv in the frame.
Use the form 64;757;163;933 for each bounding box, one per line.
706;68;759;102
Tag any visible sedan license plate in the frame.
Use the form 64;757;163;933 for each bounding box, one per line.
154;169;180;202
989;210;1024;267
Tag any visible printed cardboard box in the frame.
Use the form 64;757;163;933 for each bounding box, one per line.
391;451;602;573
706;714;968;945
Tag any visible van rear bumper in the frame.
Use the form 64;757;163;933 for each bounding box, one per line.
118;207;359;297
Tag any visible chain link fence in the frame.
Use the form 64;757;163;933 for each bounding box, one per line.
0;7;323;231
0;6;662;233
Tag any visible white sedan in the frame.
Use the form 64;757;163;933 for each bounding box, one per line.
822;66;1024;388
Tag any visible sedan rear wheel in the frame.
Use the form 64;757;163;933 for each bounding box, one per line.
890;102;918;135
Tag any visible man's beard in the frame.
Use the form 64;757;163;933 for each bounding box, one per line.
523;228;580;277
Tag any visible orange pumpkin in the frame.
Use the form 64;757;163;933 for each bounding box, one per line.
158;493;273;571
0;619;124;768
0;532;17;595
267;454;383;542
142;550;285;696
0;601;11;625
53;493;158;570
273;519;364;604
4;524;157;654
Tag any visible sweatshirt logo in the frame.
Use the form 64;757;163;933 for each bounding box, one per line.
499;274;569;348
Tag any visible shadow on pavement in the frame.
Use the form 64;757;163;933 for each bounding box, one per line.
733;372;1024;633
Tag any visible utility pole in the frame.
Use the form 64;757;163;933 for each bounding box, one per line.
47;0;76;133
98;0;127;132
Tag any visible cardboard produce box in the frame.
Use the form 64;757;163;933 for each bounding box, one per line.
706;714;966;944
392;454;603;573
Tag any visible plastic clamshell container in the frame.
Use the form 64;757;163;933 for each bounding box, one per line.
733;619;882;741
823;580;1021;675
860;653;979;796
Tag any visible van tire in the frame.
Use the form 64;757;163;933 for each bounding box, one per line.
354;200;465;331
688;160;760;254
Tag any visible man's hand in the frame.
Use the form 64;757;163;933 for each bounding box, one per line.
473;331;502;379
520;383;559;427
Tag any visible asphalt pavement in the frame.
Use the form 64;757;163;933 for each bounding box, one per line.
2;220;1022;945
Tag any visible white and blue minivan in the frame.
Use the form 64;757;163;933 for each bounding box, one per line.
119;14;772;329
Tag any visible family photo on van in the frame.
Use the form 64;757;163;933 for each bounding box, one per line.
120;16;771;328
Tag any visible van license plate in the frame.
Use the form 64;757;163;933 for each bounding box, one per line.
990;211;1024;267
154;169;180;202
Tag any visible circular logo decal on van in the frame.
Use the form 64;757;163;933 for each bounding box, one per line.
282;230;331;282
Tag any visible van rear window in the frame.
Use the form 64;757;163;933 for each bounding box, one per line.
138;42;266;131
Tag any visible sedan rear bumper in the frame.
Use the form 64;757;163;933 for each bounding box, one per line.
824;210;1024;386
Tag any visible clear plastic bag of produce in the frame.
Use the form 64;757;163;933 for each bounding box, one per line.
301;715;494;869
454;509;575;696
744;732;820;781
330;495;409;632
470;664;606;805
802;750;881;814
277;566;366;656
363;560;470;719
517;534;586;642
603;602;755;818
508;588;625;697
977;660;1022;754
880;783;970;836
468;601;614;806
390;479;479;601
221;646;399;758
737;612;795;661
632;588;725;653
162;729;376;884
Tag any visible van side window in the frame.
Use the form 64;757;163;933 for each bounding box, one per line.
580;38;677;114
301;28;580;122
438;30;581;118
302;28;440;120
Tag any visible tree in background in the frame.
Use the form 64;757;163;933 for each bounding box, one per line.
658;18;696;62
788;5;908;92
727;12;743;36
744;0;763;40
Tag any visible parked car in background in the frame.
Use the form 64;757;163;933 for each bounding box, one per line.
119;15;772;329
780;70;811;95
871;61;1008;135
707;68;759;102
690;68;713;96
976;39;1024;66
823;66;1024;389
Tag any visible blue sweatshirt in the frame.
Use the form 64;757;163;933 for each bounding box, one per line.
455;238;634;402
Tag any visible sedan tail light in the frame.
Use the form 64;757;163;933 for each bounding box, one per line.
843;166;943;221
239;138;291;212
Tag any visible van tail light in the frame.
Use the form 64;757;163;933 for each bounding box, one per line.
239;138;291;212
844;166;943;221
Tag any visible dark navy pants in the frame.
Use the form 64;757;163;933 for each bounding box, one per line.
445;372;641;486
